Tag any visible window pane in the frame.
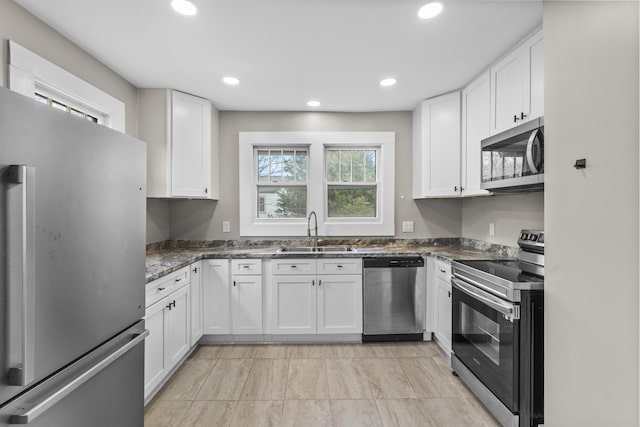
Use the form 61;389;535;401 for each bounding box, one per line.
326;150;339;182
365;150;377;181
257;150;270;182
270;152;282;182
87;114;99;123
51;100;67;111
352;150;365;182
340;150;352;182
282;150;294;182
327;186;376;218
34;93;48;104
257;186;307;218
295;151;308;181
70;107;84;118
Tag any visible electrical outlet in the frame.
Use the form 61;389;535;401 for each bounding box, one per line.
489;223;495;236
222;221;231;233
402;221;414;233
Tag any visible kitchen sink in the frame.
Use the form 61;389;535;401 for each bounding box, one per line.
276;246;356;254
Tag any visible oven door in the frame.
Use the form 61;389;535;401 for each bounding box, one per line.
451;277;519;412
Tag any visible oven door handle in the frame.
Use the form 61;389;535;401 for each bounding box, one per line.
452;278;520;321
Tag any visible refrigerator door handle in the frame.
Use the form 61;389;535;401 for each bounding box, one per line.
7;165;36;387
9;329;149;425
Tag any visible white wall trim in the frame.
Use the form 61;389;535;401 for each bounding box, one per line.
239;131;395;237
7;40;125;133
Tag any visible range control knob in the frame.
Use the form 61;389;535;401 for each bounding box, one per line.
520;233;529;240
529;234;538;241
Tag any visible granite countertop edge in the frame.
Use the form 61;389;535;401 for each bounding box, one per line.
145;239;517;283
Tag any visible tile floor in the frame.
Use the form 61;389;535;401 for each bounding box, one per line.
144;342;500;427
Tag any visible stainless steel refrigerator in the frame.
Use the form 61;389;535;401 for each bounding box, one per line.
0;88;147;426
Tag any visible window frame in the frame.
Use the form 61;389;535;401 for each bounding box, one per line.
239;131;394;237
8;40;125;132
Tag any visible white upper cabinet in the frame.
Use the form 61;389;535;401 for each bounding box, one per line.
461;71;491;197
140;88;219;199
170;90;212;198
413;91;462;198
490;29;544;135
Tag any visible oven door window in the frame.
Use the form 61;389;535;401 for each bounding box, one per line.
452;286;519;412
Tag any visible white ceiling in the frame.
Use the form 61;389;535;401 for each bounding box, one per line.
15;0;542;112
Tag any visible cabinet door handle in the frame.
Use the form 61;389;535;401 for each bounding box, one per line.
448;291;451;298
454;186;457;192
204;188;208;194
312;280;315;286
513;114;518;123
233;281;236;287
192;267;198;273
521;112;527;120
318;280;322;286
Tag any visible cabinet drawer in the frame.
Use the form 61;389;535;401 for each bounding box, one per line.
231;259;262;275
272;258;316;275
434;259;451;283
317;258;362;275
146;266;190;308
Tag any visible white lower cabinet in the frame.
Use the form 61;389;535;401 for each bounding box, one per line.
189;261;204;346
430;258;453;356
231;259;263;334
271;258;362;335
202;259;231;334
144;275;191;400
316;274;362;334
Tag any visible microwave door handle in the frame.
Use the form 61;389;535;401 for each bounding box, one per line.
526;128;542;174
7;165;36;387
451;277;519;320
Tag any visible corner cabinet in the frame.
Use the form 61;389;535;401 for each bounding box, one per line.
412;91;461;198
139;88;219;199
490;28;544;135
461;71;491;197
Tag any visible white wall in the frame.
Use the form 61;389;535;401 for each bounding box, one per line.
462;193;544;247
169;111;463;241
544;2;639;425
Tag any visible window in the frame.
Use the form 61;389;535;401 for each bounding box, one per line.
34;92;101;123
256;148;308;218
239;132;394;237
326;148;378;218
8;41;125;132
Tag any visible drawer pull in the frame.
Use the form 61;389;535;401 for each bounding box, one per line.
242;265;250;269
290;265;297;269
174;278;182;283
337;265;343;269
157;287;165;291
440;269;446;274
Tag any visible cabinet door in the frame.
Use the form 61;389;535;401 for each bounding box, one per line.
202;259;231;334
271;276;316;334
165;284;191;370
413;92;461;198
231;275;263;334
461;71;491;197
190;262;204;346
170;90;211;198
435;278;452;356
316;275;362;334
144;298;167;399
526;30;544;121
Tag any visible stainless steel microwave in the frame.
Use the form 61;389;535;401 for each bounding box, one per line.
480;117;544;193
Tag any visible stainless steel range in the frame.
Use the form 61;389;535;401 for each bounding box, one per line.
451;230;544;427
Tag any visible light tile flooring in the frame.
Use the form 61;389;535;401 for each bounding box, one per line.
144;342;499;427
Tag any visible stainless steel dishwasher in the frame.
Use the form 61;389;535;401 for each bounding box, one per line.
362;256;426;342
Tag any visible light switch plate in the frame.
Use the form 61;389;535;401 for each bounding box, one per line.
222;221;231;233
402;221;414;233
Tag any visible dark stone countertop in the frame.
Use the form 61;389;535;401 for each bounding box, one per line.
145;238;516;283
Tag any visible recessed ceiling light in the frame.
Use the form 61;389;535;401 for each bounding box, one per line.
418;1;444;19
380;78;397;87
223;76;240;85
307;100;321;107
171;0;198;16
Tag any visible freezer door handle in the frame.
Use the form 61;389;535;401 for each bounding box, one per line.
7;165;36;387
9;329;149;425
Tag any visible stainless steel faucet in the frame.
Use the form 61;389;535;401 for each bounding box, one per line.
307;211;318;247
